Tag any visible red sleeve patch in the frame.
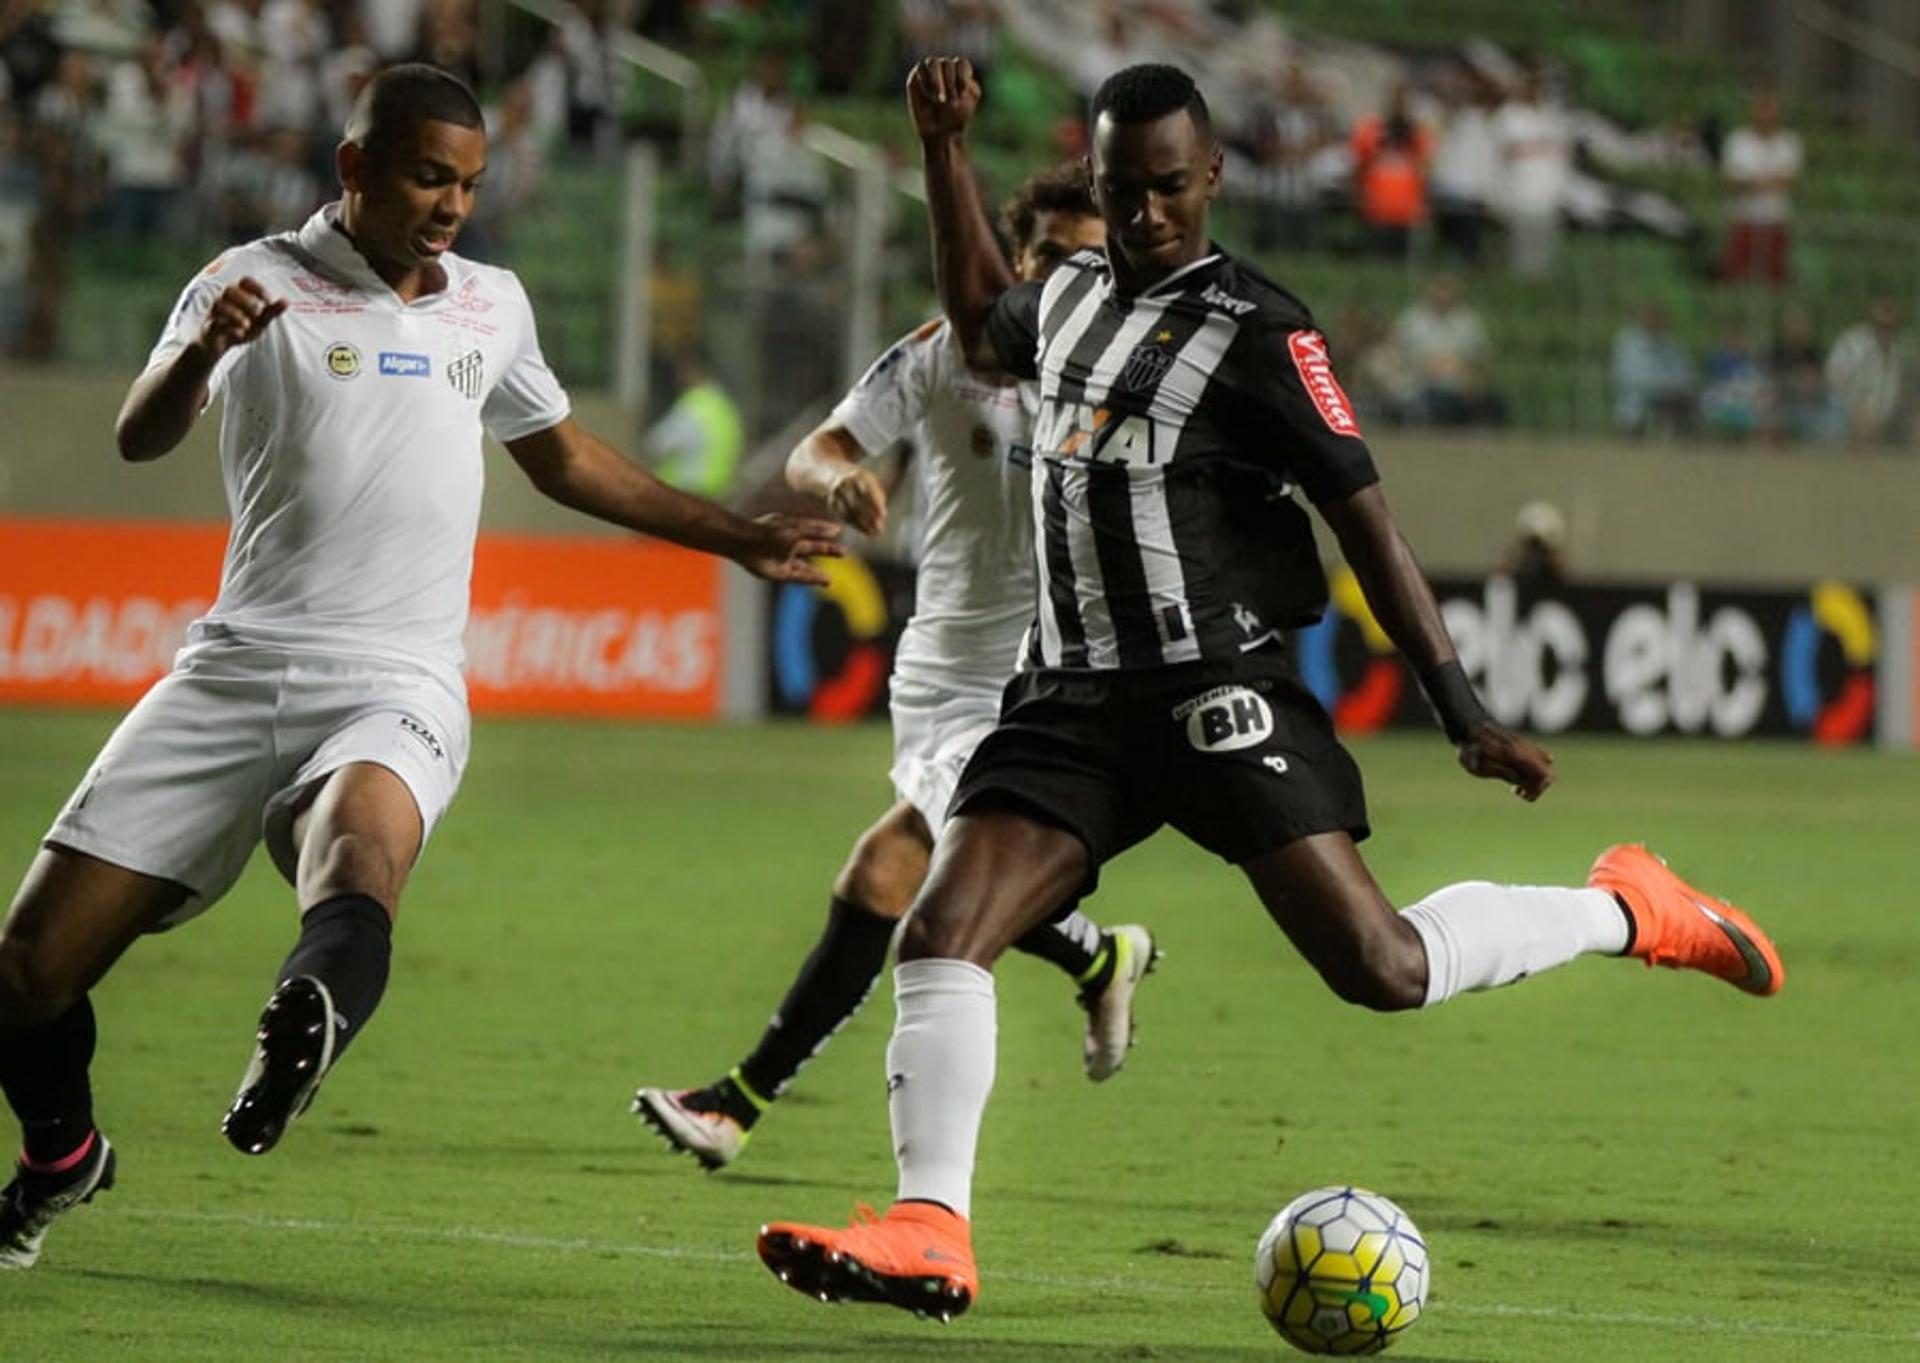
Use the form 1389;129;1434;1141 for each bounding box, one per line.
1286;330;1363;437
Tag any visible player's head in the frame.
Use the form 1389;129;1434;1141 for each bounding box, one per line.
338;64;486;278
1087;63;1221;285
1001;161;1105;283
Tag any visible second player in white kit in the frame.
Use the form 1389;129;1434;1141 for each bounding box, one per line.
633;164;1161;1171
841;314;1037;830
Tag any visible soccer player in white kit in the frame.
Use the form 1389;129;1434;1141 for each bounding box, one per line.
632;165;1160;1170
0;65;839;1269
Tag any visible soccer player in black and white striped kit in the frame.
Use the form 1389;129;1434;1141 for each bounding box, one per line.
757;59;1784;1320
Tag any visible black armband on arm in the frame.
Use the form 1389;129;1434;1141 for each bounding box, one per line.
1418;661;1489;745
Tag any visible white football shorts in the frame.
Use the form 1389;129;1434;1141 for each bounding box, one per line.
46;636;470;928
887;672;1004;838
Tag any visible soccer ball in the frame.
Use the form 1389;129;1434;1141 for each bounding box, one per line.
1254;1186;1429;1355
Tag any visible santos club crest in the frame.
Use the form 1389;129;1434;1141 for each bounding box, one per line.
446;349;483;400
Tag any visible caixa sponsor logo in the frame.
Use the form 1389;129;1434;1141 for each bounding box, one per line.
1172;685;1274;752
1285;330;1362;437
378;351;431;377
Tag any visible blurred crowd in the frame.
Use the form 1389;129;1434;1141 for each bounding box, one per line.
1609;297;1914;448
1;0;1912;457
1226;64;1808;288
1321;276;1913;449
0;0;631;356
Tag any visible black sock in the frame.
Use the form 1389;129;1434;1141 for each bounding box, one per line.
1011;914;1101;981
277;893;392;1061
696;1073;764;1130
736;896;896;1105
0;994;97;1167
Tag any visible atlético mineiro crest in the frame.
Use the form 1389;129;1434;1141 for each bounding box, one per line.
446;349;483;400
1119;331;1176;393
1286;330;1362;437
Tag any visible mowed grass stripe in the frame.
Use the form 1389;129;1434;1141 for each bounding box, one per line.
107;1205;1920;1346
4;712;1916;1361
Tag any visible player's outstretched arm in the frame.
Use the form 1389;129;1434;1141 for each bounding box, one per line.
1318;484;1555;801
115;276;287;462
506;418;842;585
786;421;888;537
908;56;1014;369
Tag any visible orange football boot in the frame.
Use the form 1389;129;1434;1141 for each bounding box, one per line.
758;1201;977;1321
1588;844;1783;996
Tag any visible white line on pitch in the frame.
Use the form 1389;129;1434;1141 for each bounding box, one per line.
115;1207;1920;1346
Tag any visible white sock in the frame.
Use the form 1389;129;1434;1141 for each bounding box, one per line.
888;958;996;1219
1401;882;1630;1008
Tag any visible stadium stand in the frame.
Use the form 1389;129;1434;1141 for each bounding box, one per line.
3;0;1916;449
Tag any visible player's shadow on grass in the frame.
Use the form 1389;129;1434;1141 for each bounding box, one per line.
64;1266;339;1311
602;1161;852;1191
652;1343;1474;1359
638;1337;1374;1360
992;1180;1238;1219
1415;1205;1850;1268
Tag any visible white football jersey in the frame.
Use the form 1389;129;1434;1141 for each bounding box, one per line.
146;204;570;692
831;319;1034;690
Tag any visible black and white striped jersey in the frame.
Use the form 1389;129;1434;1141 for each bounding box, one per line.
985;246;1380;672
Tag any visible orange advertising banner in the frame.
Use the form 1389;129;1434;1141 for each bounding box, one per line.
464;530;723;718
0;518;725;717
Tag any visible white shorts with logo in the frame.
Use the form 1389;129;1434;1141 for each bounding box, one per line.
887;672;1005;837
46;637;470;929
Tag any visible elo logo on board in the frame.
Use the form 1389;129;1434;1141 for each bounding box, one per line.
324;343;361;380
1172;685;1274;752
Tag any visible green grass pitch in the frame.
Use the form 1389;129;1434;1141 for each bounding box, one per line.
2;709;1916;1361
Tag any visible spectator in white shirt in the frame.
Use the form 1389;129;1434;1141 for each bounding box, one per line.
95;36;194;240
1493;72;1571;278
1720;92;1801;289
1392;273;1506;426
1429;65;1500;267
1826;299;1914;447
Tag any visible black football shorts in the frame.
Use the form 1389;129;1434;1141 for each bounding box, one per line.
949;645;1370;894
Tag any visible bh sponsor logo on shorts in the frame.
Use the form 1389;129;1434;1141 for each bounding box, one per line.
378;351;431;378
324;343;361;379
1171;685;1275;753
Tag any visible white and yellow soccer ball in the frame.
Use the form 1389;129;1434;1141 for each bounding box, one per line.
1254;1186;1429;1354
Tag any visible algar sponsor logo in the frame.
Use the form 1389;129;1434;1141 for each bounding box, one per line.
378;351;431;378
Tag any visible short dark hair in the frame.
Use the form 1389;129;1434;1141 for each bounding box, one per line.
1000;161;1099;253
344;63;484;160
1089;63;1212;140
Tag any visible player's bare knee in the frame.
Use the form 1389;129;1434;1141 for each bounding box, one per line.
897;901;977;963
300;832;405;909
833;843;922;920
896;908;944;960
1326;938;1426;1013
832;809;930;919
0;939;78;1026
